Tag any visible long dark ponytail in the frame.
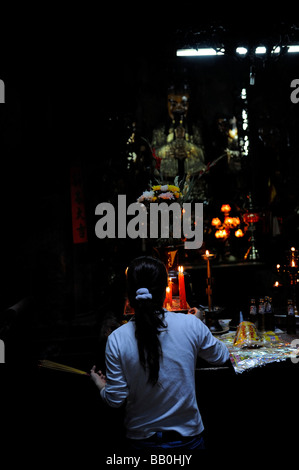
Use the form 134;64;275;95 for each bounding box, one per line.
127;256;168;386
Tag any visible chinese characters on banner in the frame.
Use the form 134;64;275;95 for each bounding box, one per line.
70;166;88;244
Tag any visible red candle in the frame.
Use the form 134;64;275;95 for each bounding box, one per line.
164;279;173;309
168;279;173;307
165;287;170;308
164;287;168;308
178;266;187;309
205;250;212;312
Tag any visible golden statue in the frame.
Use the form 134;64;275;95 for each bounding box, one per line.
151;83;206;199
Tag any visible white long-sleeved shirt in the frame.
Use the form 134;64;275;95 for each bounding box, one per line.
100;310;230;439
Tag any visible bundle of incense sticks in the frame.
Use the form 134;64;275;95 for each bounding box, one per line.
38;360;89;376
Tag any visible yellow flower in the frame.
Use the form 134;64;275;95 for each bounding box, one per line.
152;185;161;191
174;192;180;198
168;185;180;193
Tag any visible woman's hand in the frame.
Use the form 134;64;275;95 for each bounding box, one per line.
90;365;107;390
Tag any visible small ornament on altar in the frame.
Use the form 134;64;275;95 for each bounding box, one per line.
202;250;216;312
287;247;299;315
243;193;260;261
272;247;299;317
233;321;262;348
273;264;283;288
289;247;298;268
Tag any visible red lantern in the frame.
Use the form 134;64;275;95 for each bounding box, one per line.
243;212;259;224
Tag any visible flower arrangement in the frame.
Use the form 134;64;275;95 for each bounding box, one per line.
137;184;181;204
137;174;196;206
136;179;188;252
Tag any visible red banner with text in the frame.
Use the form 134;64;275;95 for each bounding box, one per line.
70;166;88;244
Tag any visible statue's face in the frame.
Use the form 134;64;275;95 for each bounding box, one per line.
167;92;190;120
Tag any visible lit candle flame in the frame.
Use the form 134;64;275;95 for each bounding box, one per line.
221;204;231;213
215;229;228;239
235;228;244;238
211;217;221;227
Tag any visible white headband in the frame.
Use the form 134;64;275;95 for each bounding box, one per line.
135;288;152;300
